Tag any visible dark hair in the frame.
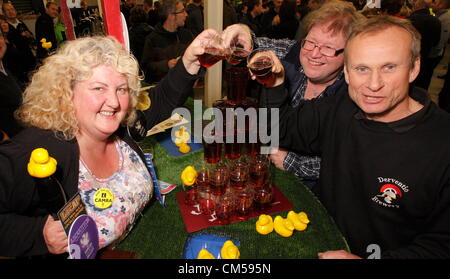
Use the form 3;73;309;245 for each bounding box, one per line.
158;0;180;22
381;0;403;15
279;0;297;21
46;1;57;8
129;6;148;25
246;0;261;12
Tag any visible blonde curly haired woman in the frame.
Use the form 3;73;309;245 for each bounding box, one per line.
0;30;218;257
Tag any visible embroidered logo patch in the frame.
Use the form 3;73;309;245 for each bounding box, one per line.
371;177;409;209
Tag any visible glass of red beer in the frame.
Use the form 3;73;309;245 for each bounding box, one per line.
199;35;228;68
247;49;275;87
233;187;254;220
183;183;198;206
226;40;252;66
249;154;270;187
253;183;274;213
209;163;229;196
215;192;234;224
197;185;215;216
224;67;249;105
196;164;210;187
229;160;249;191
203;131;222;164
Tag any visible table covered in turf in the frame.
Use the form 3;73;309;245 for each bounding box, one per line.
116;99;349;259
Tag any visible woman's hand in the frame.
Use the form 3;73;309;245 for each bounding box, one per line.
43;215;68;254
182;29;222;75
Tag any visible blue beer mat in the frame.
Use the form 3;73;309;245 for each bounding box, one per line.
155;130;203;157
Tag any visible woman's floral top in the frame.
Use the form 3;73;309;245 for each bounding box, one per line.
78;139;153;248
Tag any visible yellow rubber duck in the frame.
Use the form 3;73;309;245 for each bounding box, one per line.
174;126;190;152
40;38;52;49
181;166;197;186
27;148;57;178
197;249;215;259
175;126;190;144
176;126;190;142
221;240;240;259
178;142;191;154
174;137;185;147
298;212;310;224
136;91;151;111
287;211;310;231
273;215;295;237
255;214;274;235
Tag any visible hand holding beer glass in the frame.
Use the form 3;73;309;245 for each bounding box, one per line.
198;34;229;68
247;49;284;87
226;38;252;66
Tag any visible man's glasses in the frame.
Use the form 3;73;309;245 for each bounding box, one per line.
301;39;344;57
172;8;185;15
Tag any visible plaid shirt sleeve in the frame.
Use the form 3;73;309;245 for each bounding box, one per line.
253;35;296;59
283;151;321;180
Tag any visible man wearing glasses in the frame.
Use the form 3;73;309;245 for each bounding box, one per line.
223;1;364;189
141;0;193;83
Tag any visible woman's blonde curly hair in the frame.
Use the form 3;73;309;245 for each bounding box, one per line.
15;36;143;141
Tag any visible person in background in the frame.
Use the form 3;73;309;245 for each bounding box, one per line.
1;1;35;50
35;1;59;60
352;0;366;10
129;6;154;63
438;61;450;112
380;0;404;17
296;0;311;19
0;28;23;138
0;15;35;89
222;0;364;189
0;28;218;257
294;0;326;41
54;13;66;49
260;15;450;259
121;0;136;27
261;0;283;37
266;0;299;39
239;0;265;36
185;0;204;37
236;1;248;22
399;0;412;17
144;0;160;27
223;0;238;29
141;0;193;84
1;2;36;86
427;0;450;86
408;0;441;90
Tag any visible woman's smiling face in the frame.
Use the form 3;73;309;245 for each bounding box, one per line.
72;64;130;140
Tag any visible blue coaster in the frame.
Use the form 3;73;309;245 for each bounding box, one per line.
155;130;203;157
183;234;240;259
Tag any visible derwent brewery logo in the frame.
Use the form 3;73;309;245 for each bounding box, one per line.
371;177;410;209
170;100;280;154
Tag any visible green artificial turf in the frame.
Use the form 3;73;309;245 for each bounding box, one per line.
116;99;349;258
